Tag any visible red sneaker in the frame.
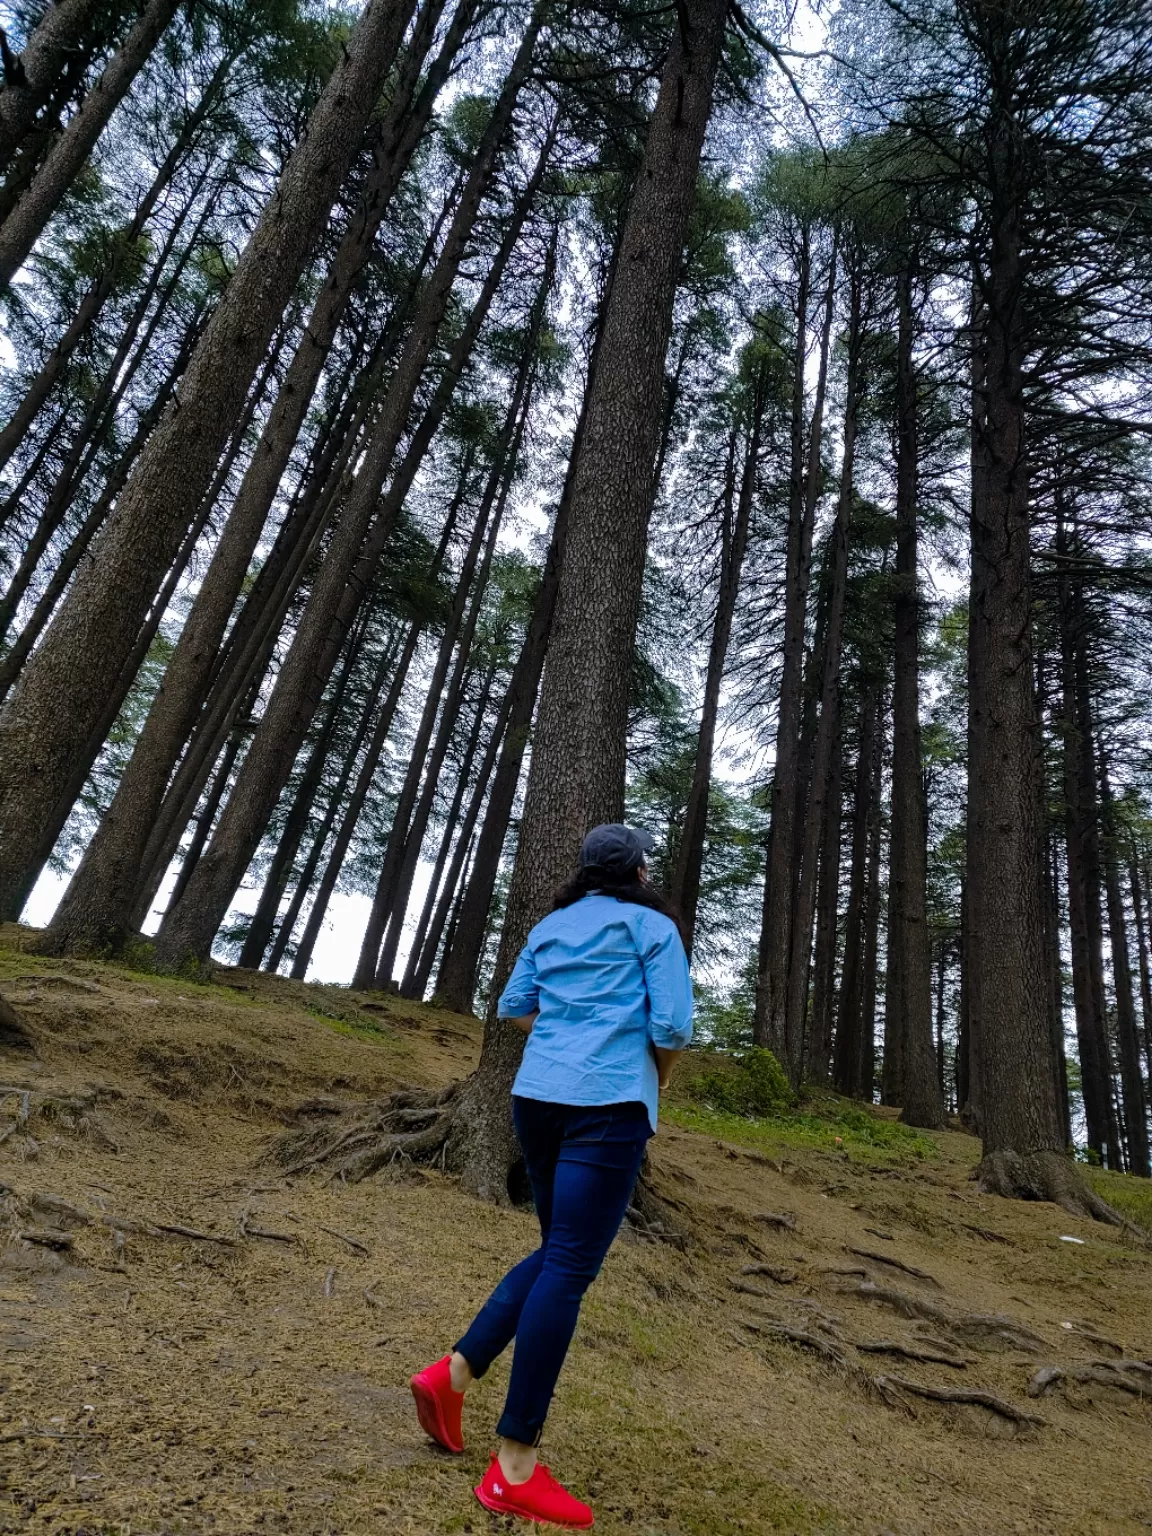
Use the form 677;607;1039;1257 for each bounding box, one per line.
474;1454;594;1529
409;1355;464;1453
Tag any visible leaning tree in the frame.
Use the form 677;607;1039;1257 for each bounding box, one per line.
279;0;733;1201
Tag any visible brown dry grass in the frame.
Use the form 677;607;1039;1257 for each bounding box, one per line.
0;922;1149;1536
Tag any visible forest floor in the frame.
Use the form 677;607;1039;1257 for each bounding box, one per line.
0;923;1150;1536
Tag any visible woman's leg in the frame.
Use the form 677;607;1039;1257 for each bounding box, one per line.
451;1098;560;1381
495;1119;648;1460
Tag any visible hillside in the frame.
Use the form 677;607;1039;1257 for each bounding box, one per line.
1;925;1150;1536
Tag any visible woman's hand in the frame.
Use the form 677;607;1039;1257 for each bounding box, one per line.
653;1045;681;1091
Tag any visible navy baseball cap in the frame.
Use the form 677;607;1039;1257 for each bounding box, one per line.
579;823;655;875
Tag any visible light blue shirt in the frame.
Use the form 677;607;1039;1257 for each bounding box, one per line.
497;893;694;1132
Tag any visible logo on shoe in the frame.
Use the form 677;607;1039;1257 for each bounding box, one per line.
493;1483;504;1496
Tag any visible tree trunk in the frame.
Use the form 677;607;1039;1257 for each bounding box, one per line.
808;697;842;1085
399;659;498;997
1130;851;1152;1099
670;372;760;958
356;380;530;990
754;228;811;1056
887;268;945;1130
0;0;417;922
966;110;1111;1218
1099;759;1150;1177
0;297;208;707
442;0;729;1200
407;678;512;999
237;609;370;970
153;45;548;971
834;687;879;1099
431;213;625;1013
754;238;837;1056
781;256;863;1084
0;0;182;288
0;180;210;653
37;4;459;957
0;0;114;169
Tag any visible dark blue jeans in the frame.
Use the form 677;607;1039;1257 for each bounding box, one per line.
454;1096;651;1445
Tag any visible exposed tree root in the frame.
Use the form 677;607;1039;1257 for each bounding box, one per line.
854;1339;970;1368
1028;1360;1152;1399
847;1247;942;1286
741;1262;798;1284
270;1081;693;1245
874;1374;1045;1426
272;1084;458;1183
838;1279;1048;1353
0;994;35;1052
976;1148;1131;1229
755;1210;797;1232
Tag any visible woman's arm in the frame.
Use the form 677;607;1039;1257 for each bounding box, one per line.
640;916;694;1077
507;1011;539;1035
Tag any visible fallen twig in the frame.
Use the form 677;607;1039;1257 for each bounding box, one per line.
0;1086;32;1123
874;1373;1045;1426
317;1224;370;1258
155;1222;237;1245
239;1208;298;1244
363;1281;385;1310
323;1266;337;1299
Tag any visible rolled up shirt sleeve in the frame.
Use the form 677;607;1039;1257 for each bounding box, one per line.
640;914;694;1049
497;943;539;1019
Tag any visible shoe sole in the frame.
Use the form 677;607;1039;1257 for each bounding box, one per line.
409;1374;463;1454
474;1483;594;1529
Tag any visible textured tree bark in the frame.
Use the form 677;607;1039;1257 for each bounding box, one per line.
753;228;811;1057
808;699;842;1085
966;96;1110;1218
1057;546;1118;1164
439;0;730;1200
670;375;760;958
0;0;416;921
0;51;232;476
781;257;862;1084
431;216;623;1013
39;2;456;957
0;0;115;169
152;49;548;970
1099;760;1150;1177
834;688;880;1099
0;0;182;288
886;268;945;1130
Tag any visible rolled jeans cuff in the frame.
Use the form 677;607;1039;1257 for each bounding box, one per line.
495;1407;543;1446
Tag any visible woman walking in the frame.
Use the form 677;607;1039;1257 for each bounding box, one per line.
410;823;693;1528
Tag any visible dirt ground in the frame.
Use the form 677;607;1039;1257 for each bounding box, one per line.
1;924;1150;1536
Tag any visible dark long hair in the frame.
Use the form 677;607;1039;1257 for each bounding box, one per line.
552;863;686;945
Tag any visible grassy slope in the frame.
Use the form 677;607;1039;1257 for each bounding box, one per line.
0;925;1150;1536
